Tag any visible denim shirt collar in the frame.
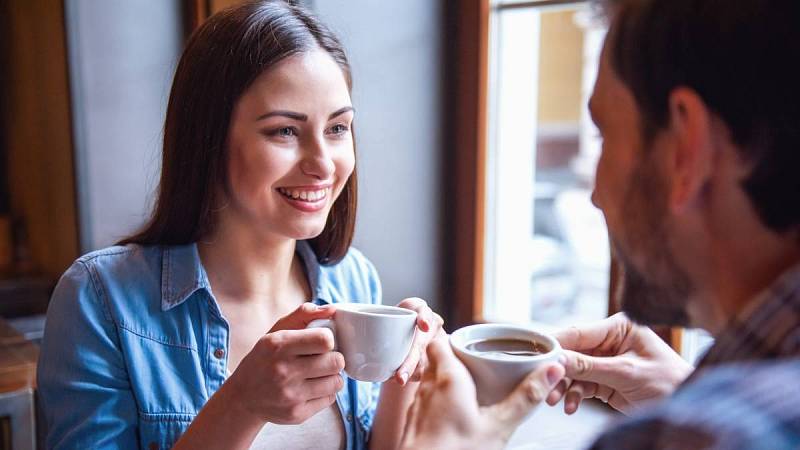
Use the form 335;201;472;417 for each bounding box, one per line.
160;240;330;311
160;244;210;311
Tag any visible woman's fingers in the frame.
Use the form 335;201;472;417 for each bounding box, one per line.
276;392;339;425
295;351;345;378
392;297;444;385
269;302;336;333
394;345;423;385
302;373;346;400
396;297;433;331
263;328;335;356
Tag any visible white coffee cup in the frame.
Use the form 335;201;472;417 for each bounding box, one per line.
308;303;417;382
450;324;563;406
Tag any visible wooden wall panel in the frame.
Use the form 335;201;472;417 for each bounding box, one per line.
3;1;79;279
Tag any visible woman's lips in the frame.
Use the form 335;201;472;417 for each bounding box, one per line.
277;186;331;212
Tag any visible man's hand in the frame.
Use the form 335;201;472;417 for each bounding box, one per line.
399;335;564;450
548;313;693;415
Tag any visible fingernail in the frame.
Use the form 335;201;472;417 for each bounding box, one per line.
546;366;562;386
566;401;578;414
317;304;331;310
400;372;409;385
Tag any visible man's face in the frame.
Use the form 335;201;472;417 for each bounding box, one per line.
589;39;692;327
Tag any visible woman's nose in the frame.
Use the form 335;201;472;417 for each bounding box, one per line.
300;138;336;180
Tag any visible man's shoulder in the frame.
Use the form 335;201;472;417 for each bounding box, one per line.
591;359;800;450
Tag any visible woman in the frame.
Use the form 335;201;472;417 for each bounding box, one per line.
37;2;442;449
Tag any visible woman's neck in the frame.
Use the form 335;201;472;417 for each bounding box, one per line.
197;223;306;308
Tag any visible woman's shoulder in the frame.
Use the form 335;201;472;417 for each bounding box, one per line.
75;242;158;267
53;243;171;317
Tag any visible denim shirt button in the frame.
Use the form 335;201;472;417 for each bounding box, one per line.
346;413;353;422
213;348;225;359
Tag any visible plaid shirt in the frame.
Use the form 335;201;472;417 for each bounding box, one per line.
590;263;800;450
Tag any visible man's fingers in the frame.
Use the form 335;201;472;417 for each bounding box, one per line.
269;302;337;332
485;364;564;431
564;380;596;414
553;313;630;352
562;349;628;387
546;377;571;406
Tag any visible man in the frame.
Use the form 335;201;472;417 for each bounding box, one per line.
400;0;800;448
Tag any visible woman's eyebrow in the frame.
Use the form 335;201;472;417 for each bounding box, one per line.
255;107;353;122
329;106;354;120
256;110;308;121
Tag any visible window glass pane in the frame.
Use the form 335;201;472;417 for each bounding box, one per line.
485;3;609;327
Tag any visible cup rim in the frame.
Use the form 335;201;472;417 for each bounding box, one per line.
450;323;561;363
333;302;418;318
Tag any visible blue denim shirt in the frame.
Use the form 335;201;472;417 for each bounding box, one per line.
37;241;382;450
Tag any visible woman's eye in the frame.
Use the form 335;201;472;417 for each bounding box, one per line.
269;127;297;138
328;124;349;135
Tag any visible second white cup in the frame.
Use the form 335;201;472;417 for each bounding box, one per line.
450;323;562;406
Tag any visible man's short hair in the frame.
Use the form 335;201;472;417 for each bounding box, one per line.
599;0;800;233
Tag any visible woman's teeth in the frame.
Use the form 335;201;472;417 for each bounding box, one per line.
278;187;328;202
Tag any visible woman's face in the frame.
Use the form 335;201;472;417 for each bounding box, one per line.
224;49;355;241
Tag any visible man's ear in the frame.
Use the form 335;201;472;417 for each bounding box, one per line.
666;87;715;213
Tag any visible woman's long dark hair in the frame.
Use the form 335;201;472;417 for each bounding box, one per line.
119;0;357;264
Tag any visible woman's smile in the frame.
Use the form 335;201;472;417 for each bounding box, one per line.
276;184;333;212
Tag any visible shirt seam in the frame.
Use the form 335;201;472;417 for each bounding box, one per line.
138;411;196;422
115;322;199;351
78;246;135;263
78;259;115;323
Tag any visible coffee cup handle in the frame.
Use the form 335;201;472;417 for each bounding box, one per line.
307;319;337;350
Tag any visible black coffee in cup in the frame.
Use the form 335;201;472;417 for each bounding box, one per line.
464;338;545;358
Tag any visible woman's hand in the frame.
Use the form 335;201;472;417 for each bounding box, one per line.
392;297;445;385
548;312;693;415
226;303;346;424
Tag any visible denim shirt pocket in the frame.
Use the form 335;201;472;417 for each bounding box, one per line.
138;412;194;450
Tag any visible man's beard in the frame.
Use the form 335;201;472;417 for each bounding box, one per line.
613;152;692;327
617;248;691;327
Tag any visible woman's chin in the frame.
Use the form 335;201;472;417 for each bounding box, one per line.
286;223;328;241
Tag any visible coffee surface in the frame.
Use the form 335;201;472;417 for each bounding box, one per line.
465;338;545;357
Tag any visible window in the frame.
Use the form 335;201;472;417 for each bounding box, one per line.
483;0;608;327
446;0;702;358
